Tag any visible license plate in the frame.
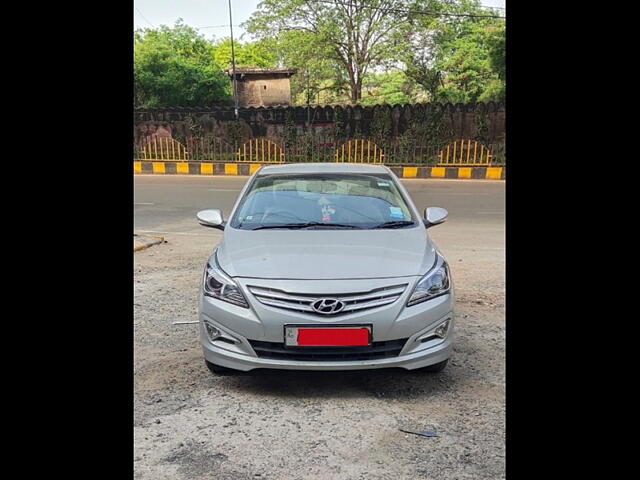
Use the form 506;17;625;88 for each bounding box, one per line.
284;325;372;346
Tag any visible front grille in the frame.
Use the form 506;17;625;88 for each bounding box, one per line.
247;284;407;316
249;338;408;361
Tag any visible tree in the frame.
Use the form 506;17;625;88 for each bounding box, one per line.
246;0;415;104
271;28;348;105
359;70;428;106
483;22;505;101
134;20;230;107
211;38;277;69
436;20;504;102
402;1;505;103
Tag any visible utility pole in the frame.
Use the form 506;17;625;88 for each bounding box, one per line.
228;0;239;119
306;68;311;131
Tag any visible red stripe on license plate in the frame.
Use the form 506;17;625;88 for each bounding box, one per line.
296;328;369;346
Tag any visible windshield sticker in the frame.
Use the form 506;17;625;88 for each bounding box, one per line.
377;181;390;187
321;204;335;221
389;206;404;219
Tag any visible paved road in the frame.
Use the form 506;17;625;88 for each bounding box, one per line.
133;174;505;480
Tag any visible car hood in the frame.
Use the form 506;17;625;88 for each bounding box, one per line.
215;226;436;280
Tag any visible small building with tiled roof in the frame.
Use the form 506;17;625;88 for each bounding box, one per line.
225;67;297;108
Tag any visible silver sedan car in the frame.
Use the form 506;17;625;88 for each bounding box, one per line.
197;163;454;374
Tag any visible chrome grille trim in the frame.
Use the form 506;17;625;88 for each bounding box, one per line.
247;284;408;315
339;286;406;303
255;297;315;312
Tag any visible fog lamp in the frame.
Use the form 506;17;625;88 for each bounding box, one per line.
434;319;450;339
418;319;451;343
204;321;221;341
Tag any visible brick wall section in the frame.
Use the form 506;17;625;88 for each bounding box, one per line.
237;75;293;107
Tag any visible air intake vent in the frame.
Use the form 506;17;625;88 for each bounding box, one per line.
249;338;408;361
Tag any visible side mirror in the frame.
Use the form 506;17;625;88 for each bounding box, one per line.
423;207;448;228
197;209;225;230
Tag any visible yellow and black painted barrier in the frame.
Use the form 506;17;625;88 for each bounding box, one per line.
133;161;505;180
133;161;263;176
392;165;505;180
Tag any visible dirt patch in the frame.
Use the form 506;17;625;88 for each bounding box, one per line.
134;234;505;479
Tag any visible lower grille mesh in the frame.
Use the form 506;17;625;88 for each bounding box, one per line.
248;338;408;361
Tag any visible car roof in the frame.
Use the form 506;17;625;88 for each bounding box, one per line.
257;163;391;175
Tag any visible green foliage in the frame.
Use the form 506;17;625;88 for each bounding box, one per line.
370;106;392;139
274;29;348;105
474;104;490;143
333;107;347;141
282;110;298;151
134;20;229;107
245;0;504;106
487;23;506;81
478;78;504;102
299;131;315;161
359;71;428;106
246;0;415;104
133;2;506;108
227;121;244;147
402;1;505;103
184;115;203;139
435;22;504;102
211;38;277;69
401;106;454;147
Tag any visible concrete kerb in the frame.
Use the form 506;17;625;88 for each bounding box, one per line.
133;161;505;180
134;233;165;252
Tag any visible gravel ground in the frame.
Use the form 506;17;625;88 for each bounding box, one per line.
134;228;505;480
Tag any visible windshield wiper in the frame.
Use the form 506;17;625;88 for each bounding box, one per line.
371;220;415;229
251;222;362;230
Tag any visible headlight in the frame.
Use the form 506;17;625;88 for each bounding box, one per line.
203;253;249;308
407;254;451;306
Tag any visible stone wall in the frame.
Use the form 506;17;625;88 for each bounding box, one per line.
134;102;505;147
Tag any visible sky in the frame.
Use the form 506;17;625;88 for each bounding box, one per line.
133;0;506;41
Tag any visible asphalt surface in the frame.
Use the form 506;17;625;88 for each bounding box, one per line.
134;175;505;480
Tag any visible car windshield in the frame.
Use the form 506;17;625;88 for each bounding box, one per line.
230;173;416;230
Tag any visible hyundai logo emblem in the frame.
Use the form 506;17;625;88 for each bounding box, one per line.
311;298;345;314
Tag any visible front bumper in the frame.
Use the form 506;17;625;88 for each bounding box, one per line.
198;275;454;371
201;319;453;371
